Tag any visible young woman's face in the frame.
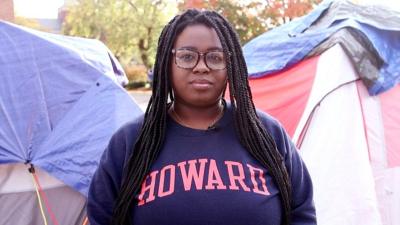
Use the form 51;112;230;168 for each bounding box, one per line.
171;24;228;107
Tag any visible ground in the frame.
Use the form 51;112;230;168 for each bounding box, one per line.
128;89;151;111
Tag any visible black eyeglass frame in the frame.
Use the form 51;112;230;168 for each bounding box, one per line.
171;48;229;70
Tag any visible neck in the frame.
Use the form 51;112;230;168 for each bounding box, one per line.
170;100;224;130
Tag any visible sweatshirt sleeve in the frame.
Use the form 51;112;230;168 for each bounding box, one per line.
87;120;141;225
258;111;316;225
280;125;316;225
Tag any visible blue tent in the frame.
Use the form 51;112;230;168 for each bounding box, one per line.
0;22;143;196
243;0;400;95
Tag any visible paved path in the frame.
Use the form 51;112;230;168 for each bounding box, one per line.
128;90;151;111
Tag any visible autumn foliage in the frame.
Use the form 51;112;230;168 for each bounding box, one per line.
265;0;322;25
179;0;322;44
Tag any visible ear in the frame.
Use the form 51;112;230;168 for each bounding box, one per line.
169;87;175;102
222;81;228;98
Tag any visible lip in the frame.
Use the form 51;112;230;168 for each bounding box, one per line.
189;79;213;90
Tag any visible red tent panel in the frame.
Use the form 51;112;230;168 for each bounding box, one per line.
380;84;400;168
248;56;319;137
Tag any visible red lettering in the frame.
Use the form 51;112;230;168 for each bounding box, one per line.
205;159;227;190
178;159;207;191
137;170;159;206
225;161;250;192
247;164;270;196
158;164;176;197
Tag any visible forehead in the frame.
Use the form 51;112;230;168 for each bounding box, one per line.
174;24;222;50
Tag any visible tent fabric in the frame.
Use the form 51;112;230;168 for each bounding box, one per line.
357;82;400;225
373;168;400;225
245;40;400;224
244;1;400;223
0;186;86;225
244;0;400;95
308;28;383;89
379;85;400;168
247;43;400;224
0;21;143;195
356;79;400;221
300;79;382;225
293;45;359;144
356;82;400;225
296;46;382;224
355;81;386;168
0;164;86;225
0;163;63;194
249;56;318;137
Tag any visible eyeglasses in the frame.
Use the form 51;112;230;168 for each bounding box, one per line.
172;48;227;70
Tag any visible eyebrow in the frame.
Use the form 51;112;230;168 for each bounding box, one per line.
177;46;224;51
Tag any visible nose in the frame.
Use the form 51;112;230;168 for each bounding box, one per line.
193;55;210;73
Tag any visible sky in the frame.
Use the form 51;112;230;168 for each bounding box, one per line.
14;0;64;19
13;0;400;19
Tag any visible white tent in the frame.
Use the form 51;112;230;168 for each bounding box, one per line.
297;45;399;225
244;1;400;224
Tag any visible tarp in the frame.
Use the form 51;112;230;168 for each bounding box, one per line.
0;21;143;195
244;0;400;95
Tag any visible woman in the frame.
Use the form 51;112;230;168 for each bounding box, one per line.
87;9;316;225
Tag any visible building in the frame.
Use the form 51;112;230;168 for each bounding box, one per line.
0;0;15;22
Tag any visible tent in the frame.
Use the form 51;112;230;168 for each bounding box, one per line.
243;1;400;225
0;22;143;224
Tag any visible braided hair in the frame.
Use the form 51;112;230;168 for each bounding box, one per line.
112;9;292;225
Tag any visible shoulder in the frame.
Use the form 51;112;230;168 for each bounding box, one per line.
91;115;144;189
112;114;144;143
256;110;316;223
255;109;285;139
104;114;145;165
87;115;145;224
255;109;295;159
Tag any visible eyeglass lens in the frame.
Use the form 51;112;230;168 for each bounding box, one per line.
175;49;226;70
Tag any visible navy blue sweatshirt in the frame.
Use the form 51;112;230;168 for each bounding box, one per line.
87;104;316;225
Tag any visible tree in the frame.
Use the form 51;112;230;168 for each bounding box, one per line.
264;0;322;26
13;17;48;32
179;0;321;44
178;0;265;44
63;0;177;69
